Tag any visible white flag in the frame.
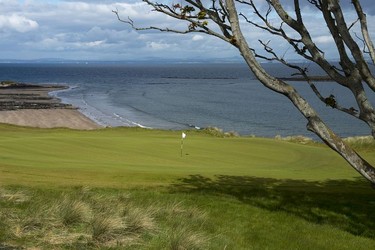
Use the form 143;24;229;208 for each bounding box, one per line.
182;132;186;139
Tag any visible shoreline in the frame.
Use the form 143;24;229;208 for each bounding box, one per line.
0;82;102;130
278;76;333;82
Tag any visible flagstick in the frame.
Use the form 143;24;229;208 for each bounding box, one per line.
181;132;186;157
181;137;184;157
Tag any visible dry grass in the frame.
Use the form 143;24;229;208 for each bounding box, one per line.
123;206;155;233
0;188;29;203
167;226;208;250
91;213;124;242
152;200;209;250
43;232;91;246
55;196;92;226
202;127;239;137
344;135;373;143
274;134;314;144
0;187;210;249
344;136;375;150
274;135;375;148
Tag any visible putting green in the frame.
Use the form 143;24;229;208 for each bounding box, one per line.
0;124;372;187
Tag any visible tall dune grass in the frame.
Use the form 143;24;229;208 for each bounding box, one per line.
0;187;210;249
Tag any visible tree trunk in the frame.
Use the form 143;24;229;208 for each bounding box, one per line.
225;0;375;184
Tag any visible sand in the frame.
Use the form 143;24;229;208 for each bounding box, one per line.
0;83;102;130
0;109;101;130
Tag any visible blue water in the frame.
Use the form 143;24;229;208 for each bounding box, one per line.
0;62;374;138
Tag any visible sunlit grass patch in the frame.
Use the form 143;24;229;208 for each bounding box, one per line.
0;188;29;203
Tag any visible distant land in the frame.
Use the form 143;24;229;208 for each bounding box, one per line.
0;57;244;65
0;57;344;65
278;76;333;81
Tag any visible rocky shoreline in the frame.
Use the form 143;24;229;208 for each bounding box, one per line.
0;81;74;111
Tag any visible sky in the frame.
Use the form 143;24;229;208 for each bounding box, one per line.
1;0;375;62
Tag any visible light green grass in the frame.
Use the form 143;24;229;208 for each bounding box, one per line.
0;124;372;187
0;124;374;249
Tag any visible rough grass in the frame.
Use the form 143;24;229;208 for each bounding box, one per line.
56;196;92;226
0;187;210;249
344;136;375;151
0;184;374;249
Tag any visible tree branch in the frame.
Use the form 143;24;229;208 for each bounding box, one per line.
238;1;312;61
352;0;375;64
269;0;366;88
257;39;360;118
328;0;375;91
113;3;231;43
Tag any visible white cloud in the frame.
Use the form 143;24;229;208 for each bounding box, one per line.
147;41;173;50
314;35;334;44
0;14;38;33
192;35;204;41
83;40;106;47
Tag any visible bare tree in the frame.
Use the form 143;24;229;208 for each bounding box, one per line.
114;0;375;184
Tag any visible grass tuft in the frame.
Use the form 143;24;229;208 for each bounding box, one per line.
56;196;92;226
202;127;239;137
344;136;375;150
0;188;29;203
274;134;314;144
168;226;208;250
123;206;155;234
91;213;124;242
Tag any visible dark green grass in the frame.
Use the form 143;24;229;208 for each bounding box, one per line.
1;184;374;249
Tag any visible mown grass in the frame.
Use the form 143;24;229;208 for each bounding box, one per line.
0;124;374;249
1;124;372;187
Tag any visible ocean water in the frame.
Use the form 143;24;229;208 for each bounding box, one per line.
0;62;374;138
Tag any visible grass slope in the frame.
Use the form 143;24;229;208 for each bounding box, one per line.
0;124;374;249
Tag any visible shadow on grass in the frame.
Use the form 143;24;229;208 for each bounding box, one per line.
171;175;375;238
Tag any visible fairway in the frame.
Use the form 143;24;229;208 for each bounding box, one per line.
0;124;370;187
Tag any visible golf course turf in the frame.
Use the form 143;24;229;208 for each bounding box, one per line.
0;124;374;249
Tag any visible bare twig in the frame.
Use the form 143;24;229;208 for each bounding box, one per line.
257;39;360;118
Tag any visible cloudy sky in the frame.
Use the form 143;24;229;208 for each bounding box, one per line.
1;0;375;62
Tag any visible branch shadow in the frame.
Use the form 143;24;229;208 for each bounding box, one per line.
170;175;375;238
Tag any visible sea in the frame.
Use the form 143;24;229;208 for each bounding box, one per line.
0;62;374;138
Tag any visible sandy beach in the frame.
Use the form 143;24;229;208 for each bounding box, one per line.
0;82;101;130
